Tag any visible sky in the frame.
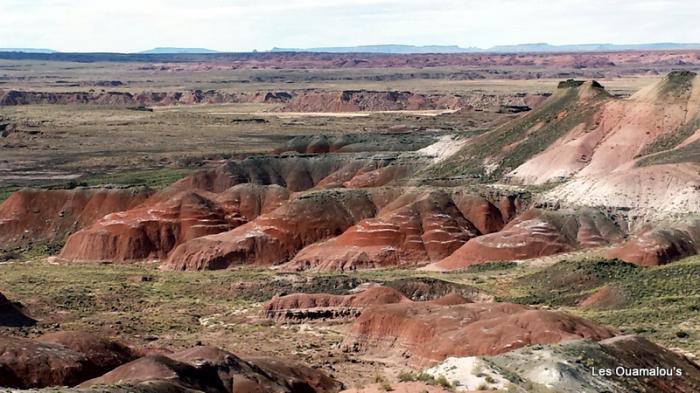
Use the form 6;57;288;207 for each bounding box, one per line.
2;0;700;52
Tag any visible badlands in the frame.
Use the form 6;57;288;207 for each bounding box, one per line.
0;51;698;392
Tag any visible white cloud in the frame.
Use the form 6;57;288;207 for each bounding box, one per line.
0;0;699;52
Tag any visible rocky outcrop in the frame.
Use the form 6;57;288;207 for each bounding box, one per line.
0;187;151;248
384;277;487;302
492;73;700;224
276;90;466;112
35;331;137;377
0;87;543;113
428;81;613;182
81;345;342;393
544;163;700;222
275;134;436;155
432;335;700;393
0;292;35;327
155;183;527;272
263;286;410;322
0;89;247;107
342;301;616;367
0;332;135;389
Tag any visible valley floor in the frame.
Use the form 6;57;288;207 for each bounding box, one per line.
1;252;697;389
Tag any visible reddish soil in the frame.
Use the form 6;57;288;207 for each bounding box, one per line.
342;301;616;367
265;286;409;312
282;189;481;272
0;187;151;247
430;292;470;306
81;345;342;393
606;220;700;266
312;159;416;190
425;208;624;271
262;285;470;323
0;332;135;389
341;164;417;189
168;155;375;193
579;285;629;309
59;185;288;262
158;184;527;272
7;73;698;272
161;190;378;270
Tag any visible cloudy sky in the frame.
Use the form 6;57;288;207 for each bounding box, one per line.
2;0;700;52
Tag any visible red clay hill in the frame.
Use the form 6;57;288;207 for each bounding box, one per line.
341;301;616;367
0;187;151;248
59;184;289;262
4;72;698;270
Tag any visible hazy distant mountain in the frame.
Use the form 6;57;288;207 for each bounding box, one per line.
0;48;57;53
3;43;700;56
487;42;700;53
271;44;480;54
271;42;700;54
138;47;219;54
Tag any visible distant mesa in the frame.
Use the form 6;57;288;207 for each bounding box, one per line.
0;48;57;53
5;42;700;55
137;47;220;54
271;44;481;54
487;42;700;53
272;42;700;54
557;79;605;89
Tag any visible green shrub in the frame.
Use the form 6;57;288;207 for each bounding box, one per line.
435;374;452;389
